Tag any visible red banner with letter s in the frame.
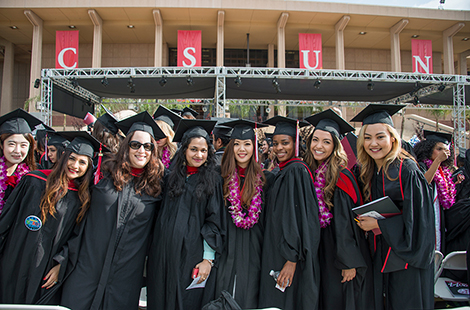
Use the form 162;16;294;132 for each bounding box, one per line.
299;33;322;70
412;39;433;74
178;30;201;67
56;31;79;69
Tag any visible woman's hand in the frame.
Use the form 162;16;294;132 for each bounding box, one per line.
341;268;356;283
278;261;296;289
42;264;60;289
195;259;212;284
455;173;465;185
357;216;379;231
435;148;450;165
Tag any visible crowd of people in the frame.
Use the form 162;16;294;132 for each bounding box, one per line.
0;103;468;310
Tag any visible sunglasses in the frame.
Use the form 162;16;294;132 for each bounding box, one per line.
128;141;155;151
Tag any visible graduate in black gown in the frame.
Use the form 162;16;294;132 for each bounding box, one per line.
60;112;166;310
38;133;69;170
0;109;42;215
215;119;274;308
147;119;225;310
258;116;321;310
0;132;99;304
352;104;435;310
454;148;469;201
304;109;374;310
153;105;181;169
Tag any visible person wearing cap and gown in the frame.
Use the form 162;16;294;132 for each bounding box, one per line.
147;119;225;310
153;105;181;169
215;119;275;308
258;116;320;310
413;130;457;254
352;104;434;310
303;109;374;310
212;124;233;166
0;109;42;215
60;112;166;310
182;107;199;119
38;133;70;169
0;132;99;304
454;148;470;201
92;106;123;155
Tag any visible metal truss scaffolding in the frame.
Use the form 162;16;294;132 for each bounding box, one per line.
453;83;466;147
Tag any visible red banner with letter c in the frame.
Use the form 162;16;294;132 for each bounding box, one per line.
178;30;201;67
56;31;79;69
412;39;433;74
299;33;322;70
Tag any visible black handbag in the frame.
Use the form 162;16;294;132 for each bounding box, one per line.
201;290;242;310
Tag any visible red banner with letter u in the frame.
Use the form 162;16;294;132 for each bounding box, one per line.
178;30;201;67
56;31;79;69
299;33;322;70
412;39;433;74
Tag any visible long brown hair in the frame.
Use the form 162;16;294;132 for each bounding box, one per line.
92;121;123;154
304;129;348;210
40;150;93;223
0;133;37;171
155;119;177;158
221;139;266;206
357;123;413;202
103;131;164;197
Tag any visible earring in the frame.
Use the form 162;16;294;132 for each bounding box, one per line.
204;161;208;167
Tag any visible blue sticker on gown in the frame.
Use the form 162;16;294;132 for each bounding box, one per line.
25;215;42;231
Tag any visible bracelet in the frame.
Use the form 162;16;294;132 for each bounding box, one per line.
205;259;214;267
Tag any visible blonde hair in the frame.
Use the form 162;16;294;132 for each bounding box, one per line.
304;130;348;210
155;119;177;158
357;123;410;202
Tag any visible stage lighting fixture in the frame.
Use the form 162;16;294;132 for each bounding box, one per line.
367;80;374;91
187;76;194;86
413;95;420;105
101;77;109;87
438;84;446;92
314;80;321;89
71;78;79;88
234;76;242;87
127;77;135;93
159;76;167;87
272;78;281;93
34;79;40;89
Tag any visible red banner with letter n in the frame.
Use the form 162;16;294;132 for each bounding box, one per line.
299;33;322;70
56;31;79;69
412;39;433;74
178;30;201;67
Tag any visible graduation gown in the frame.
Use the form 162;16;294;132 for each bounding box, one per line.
60;174;162;310
215;170;275;309
147;172;225;310
319;168;374;310
369;158;434;310
0;170;80;304
258;158;321;310
455;152;470;201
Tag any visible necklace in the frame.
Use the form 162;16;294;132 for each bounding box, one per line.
0;156;30;214
424;159;456;210
161;146;171;169
314;161;333;228
227;170;263;229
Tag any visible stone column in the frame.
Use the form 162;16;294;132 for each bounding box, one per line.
0;38;15;114
24;10;43;113
153;9;163;67
459;49;470;75
390;19;408;72
443;22;465;74
335;15;350;70
267;43;275;67
162;43;169;66
88;9;103;68
277;13;288;116
217;11;225;67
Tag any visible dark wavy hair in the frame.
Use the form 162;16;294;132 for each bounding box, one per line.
103;131;164;197
413;139;454;168
40;150;93;223
167;135;217;200
48;144;67;166
0;133;37;171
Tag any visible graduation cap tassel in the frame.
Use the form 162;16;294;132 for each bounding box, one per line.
295;120;300;157
94;143;103;185
255;123;259;163
44;133;48;161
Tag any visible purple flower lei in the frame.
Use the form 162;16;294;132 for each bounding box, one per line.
0;156;30;214
161;146;171;169
314;161;333;228
227;170;263;229
424;159;456;210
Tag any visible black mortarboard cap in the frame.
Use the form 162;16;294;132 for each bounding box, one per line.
173;119;217;143
35;123;55;132
58;131;110;158
222;119;268;140
423;130;452;145
116;111;166;140
96;106;119;135
305;109;355;138
171;108;183;116
47;133;70;148
265;133;273;140
350;104;405;127
0;108;43;135
182;107;199;118
212;125;233;139
263;116;309;138
153;105;182;130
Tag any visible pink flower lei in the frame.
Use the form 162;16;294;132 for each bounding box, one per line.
0;156;30;214
314;161;333;228
227;170;263;229
161;146;171;169
424;159;456;210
